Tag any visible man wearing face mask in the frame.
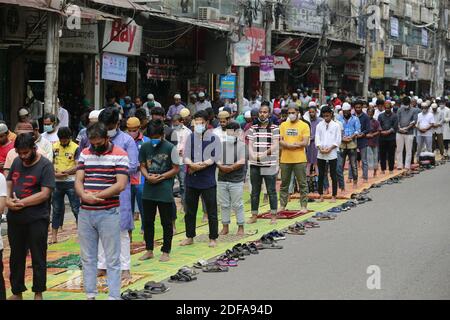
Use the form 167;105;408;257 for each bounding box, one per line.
126;117;149;226
378;103;398;174
217;122;246;236
51;127;80;244
42;114;60;144
396;97;417;171
279;104;310;217
96;107;138;281
181;110;221;248
337;103;360;188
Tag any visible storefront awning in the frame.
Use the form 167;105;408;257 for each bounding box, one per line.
87;0;149;12
64;5;121;21
142;11;231;33
0;0;62;13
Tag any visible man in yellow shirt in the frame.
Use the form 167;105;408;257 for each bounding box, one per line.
51;127;80;244
279;104;310;214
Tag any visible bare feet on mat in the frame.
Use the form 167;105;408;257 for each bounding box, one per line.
180;238;194;246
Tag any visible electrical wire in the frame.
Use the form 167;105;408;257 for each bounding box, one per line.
144;25;195;49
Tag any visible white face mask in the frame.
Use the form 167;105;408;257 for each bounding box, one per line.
107;129;117;138
288;114;297;122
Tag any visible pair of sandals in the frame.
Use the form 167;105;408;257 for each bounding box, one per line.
169;267;198;283
286;224;306;235
303;220;320;228
265;230;286;241
341;201;357;211
202;262;229;273
143;281;170;294
121;289;152;300
313;212;336;221
233;243;259;255
258;235;283;249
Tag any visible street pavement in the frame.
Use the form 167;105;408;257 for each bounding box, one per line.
151;163;450;300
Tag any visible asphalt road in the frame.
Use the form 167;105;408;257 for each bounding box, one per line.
152;163;450;300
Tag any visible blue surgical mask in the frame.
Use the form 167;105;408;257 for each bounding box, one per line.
44;125;53;133
194;124;205;134
151;138;161;147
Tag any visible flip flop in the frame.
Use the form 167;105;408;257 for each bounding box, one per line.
245;229;258;236
328;207;342;213
193;260;209;269
168;272;197;283
303;220;320;228
202;264;229;272
313;212;325;219
286;225;306;235
144;282;170;294
247;243;259;254
121;289;152;300
317;213;335;221
216;258;238;267
178;266;199;276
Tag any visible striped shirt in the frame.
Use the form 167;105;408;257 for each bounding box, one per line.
247;123;280;166
77;144;129;211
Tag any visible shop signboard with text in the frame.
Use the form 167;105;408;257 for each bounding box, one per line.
288;0;323;34
370;50;385;79
260;56;275;82
102;53;128;82
219;74;237;99
232;40;251;67
244;27;266;64
103;18;142;56
274;56;291;70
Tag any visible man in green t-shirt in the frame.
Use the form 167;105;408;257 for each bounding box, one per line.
138;120;180;262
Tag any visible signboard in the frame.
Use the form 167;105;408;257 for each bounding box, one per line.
244;27;266;64
232;40;251;67
29;23;98;54
219;74;237;99
260;56;275;82
384;59;408;79
103;19;142;56
288;0;323;34
274;56;291;69
102;53;128;82
390;17;399;38
370;50;385;79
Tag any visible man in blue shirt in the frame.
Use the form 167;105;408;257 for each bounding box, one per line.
180;110;222;248
337;102;361;188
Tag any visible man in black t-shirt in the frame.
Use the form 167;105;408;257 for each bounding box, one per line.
5;133;55;300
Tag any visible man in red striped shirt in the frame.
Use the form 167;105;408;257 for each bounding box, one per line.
75;123;129;300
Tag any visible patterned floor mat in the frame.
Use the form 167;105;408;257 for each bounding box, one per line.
257;210;313;219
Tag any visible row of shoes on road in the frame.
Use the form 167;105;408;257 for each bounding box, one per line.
120;281;170;300
283;220;320;235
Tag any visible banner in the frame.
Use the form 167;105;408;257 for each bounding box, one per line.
244;27;266;64
390;17;399;38
219;74;237;99
422;29;428;47
260;56;275;82
232;40;251;67
274;56;291;70
288;0;323;34
370;50;385;79
102;53;128;82
103;18;142;56
384;59;408;79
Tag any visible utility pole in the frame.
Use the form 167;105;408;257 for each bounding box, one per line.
238;66;245;114
362;3;371;100
44;12;60;115
319;3;328;105
432;0;446;97
263;1;272;102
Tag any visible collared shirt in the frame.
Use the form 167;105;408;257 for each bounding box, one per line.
195;100;212;112
356;112;370;149
315;120;342;160
53;141;80;182
337;115;360;149
378;112;398;141
166;104;185;120
173;125;192;165
416;111;435;137
213;127;228;143
397;106;417;135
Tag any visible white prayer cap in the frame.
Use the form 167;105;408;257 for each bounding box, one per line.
332;93;338;98
89;110;101;120
335;105;342;111
417;98;423;104
244;111;252;118
431;103;438;109
174;94;181;99
198;92;205;98
342;102;351;111
308;101;317;107
147;94;154;100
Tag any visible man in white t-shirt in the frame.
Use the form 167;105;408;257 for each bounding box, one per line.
57;98;70;128
0;172;6;300
416;102;435;159
42;113;60;144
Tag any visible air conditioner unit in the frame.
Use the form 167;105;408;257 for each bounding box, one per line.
425;0;435;9
401;44;408;56
0;6;27;40
408;45;419;59
198;7;220;20
405;4;412;18
381;4;390;20
384;44;394;58
418;48;426;60
219;15;237;24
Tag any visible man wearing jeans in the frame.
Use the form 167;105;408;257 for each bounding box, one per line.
217;122;246;236
353;101;370;182
395;97;417;171
247;102;280;225
180;110;221;248
279;104;310;216
75;123;129;300
337;103;360;188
